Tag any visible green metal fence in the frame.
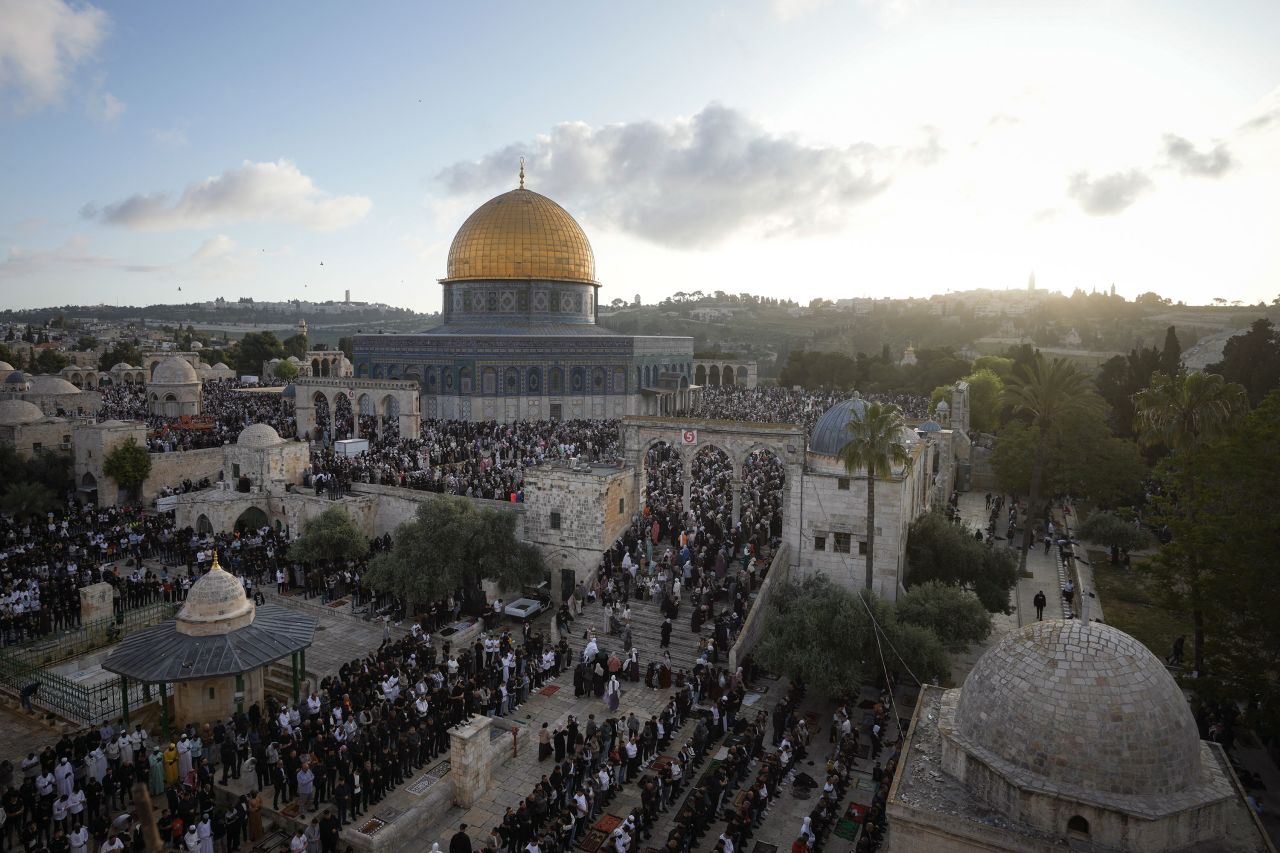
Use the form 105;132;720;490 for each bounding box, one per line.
0;601;177;725
7;601;178;668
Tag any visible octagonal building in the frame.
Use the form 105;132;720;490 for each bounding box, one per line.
353;171;695;422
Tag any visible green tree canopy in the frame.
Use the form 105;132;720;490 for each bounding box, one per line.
905;512;1018;613
282;333;309;360
752;574;948;697
233;332;286;376
289;505;370;565
364;496;545;610
895;582;992;651
35;349;69;373
1207;318;1280;406
0;481;57;520
98;341;143;372
273;359;299;382
991;409;1146;508
1075;510;1152;553
102;437;151;502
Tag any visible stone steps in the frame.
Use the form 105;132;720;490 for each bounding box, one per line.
572;592;711;675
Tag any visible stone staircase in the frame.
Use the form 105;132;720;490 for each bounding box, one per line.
570;590;711;675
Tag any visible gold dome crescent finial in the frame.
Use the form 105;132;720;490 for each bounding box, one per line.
519;157;525;189
210;550;222;572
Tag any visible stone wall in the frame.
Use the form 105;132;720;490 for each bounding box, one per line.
0;419;72;458
728;543;790;671
522;463;638;603
173;669;265;727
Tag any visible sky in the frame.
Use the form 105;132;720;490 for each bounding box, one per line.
1;0;1279;313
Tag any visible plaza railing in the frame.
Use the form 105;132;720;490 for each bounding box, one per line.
0;650;164;725
5;601;178;668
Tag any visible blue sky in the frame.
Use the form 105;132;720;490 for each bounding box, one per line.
2;0;1279;311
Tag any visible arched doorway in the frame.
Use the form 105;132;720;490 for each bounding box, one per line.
722;365;735;386
312;392;331;442
740;448;786;543
643;440;684;528
736;366;748;384
333;393;353;441
80;471;98;504
695;364;707;385
381;394;401;438
709;365;720;385
234;506;268;533
196;514;213;535
690;444;733;537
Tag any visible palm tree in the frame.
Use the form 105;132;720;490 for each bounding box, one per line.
1;481;57;520
1134;369;1248;675
838;401;914;591
1004;354;1101;572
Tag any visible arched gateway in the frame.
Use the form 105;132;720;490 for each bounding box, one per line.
620;415;805;568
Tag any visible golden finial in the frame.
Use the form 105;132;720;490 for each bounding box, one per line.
210;550;222;572
519;157;525;189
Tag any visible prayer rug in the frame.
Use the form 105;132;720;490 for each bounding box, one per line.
249;831;289;853
649;755;672;771
277;803;300;818
593;814;624;833
833;818;862;842
405;760;451;795
856;778;878;792
355;818;386;836
750;844;779;853
540;684;561;696
575;828;608;852
325;598;349;608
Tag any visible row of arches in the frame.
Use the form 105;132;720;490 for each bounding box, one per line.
641;439;787;540
694;364;748;386
355;362;700;393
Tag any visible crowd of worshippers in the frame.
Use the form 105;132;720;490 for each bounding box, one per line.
689;386;931;432
0;504;190;644
98;380;296;451
305;418;619;502
0;717;270;853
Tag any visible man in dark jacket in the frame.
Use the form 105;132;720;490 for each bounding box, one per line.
449;822;473;853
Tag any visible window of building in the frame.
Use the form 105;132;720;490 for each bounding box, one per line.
550;512;561;530
618;497;625;514
814;535;826;551
837;477;850;490
859;540;868;555
1067;816;1090;837
549;403;562;421
549;368;563;394
32;442;42;452
834;532;851;553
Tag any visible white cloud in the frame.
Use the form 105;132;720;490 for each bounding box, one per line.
82;159;372;231
0;0;108;108
1066;169;1153;216
1162;134;1234;178
437;104;935;247
151;127;188;147
0;236;166;276
86;88;124;123
191;234;235;263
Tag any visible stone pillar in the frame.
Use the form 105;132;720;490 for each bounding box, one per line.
680;454;692;515
449;715;495;808
731;479;742;525
80;582;115;626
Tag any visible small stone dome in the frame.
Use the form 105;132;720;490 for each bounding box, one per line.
936;399;950;412
955;620;1201;797
29;375;80;395
150;356;199;385
918;420;942;433
0;399;45;425
176;554;254;635
213;362;229;370
110;362;135;371
808;397;867;456
0;361;13;372
287;356;302;364
4;370;28;386
191;341;203;350
237;423;282;447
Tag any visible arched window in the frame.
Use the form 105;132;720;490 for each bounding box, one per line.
1067;816;1089;837
427;369;438;390
695;364;707;385
482;367;496;394
636;367;642;388
591;368;605;392
613;367;625;392
460;367;472;394
528;369;541;393
571;367;585;393
644;366;652;386
549;368;563;394
444;369;454;391
505;368;519;393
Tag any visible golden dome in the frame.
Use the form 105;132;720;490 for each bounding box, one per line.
445;187;596;283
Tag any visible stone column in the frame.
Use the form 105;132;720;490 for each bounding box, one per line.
449;715;495;809
681;453;692;515
731;479;743;526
